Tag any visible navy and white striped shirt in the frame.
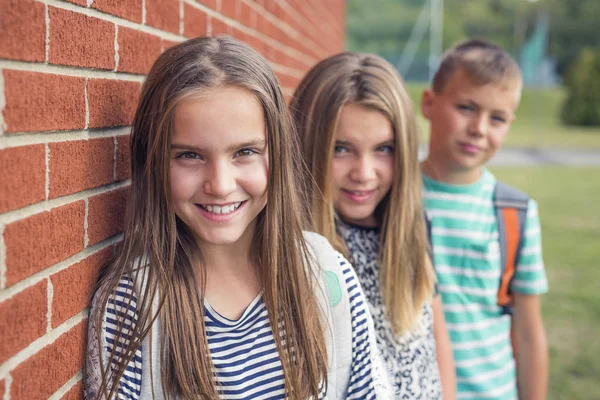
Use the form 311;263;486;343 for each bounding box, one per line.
86;252;386;399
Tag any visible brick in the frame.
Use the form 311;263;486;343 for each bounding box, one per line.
239;1;256;28
62;380;83;400
0;0;46;62
64;0;87;5
49;7;115;70
93;0;143;23
161;39;180;53
196;0;217;9
231;27;248;44
11;321;86;400
51;247;112;327
87;79;140;128
146;0;179;34
275;71;298;91
87;187;128;246
183;3;208;38
0;145;46;213
0;281;47;364
48;138;114;199
2;70;86;133
5;202;85;285
0;379;4;398
210;17;232;35
117;27;162;75
116;135;131;180
221;0;239;20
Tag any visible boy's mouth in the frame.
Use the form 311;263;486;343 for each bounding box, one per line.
459;142;482;154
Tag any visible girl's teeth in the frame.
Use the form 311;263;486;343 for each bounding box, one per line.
202;202;242;214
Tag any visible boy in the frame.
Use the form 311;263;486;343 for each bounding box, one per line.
420;39;548;399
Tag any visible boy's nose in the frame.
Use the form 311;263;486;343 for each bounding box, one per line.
203;161;236;197
468;115;488;137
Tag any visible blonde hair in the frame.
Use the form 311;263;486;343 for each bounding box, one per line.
433;38;522;93
91;36;327;399
291;52;435;335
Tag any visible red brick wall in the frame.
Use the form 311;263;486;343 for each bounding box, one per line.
0;1;345;398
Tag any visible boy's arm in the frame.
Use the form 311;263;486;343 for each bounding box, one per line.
510;199;548;400
512;293;548;400
432;295;456;400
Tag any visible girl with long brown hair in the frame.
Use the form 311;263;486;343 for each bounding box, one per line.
84;37;390;400
291;52;456;399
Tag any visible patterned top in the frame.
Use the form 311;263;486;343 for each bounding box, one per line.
337;219;442;399
422;169;548;400
85;252;386;400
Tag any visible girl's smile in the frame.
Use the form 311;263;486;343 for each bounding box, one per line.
341;189;377;204
196;200;246;222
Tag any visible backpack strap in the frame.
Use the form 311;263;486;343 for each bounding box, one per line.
303;231;353;399
493;181;529;315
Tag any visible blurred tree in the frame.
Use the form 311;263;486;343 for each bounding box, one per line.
561;48;600;126
346;0;599;81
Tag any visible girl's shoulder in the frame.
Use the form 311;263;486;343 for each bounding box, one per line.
302;231;344;273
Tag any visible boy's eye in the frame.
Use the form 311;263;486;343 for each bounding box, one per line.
491;115;506;124
376;145;394;154
334;145;349;154
235;148;257;157
457;104;474;112
176;151;202;160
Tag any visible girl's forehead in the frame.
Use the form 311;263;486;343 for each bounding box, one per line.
336;104;393;143
172;87;266;149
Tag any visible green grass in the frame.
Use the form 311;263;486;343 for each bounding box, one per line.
406;83;600;149
490;167;600;400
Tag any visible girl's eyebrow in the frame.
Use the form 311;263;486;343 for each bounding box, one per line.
335;139;393;147
170;140;267;152
375;139;394;147
171;143;200;151
226;139;266;152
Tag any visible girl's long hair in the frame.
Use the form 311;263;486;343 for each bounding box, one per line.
91;36;327;399
290;52;436;336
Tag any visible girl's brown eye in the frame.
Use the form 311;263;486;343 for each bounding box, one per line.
177;152;201;159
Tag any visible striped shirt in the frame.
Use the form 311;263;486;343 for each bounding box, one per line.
86;252;383;399
422;169;548;400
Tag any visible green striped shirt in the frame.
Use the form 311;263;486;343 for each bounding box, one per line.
422;169;548;400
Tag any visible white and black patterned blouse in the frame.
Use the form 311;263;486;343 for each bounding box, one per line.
337;219;442;399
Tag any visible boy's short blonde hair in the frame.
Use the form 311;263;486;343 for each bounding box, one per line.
432;38;522;93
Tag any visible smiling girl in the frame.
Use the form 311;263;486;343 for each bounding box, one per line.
84;37;390;400
291;52;456;399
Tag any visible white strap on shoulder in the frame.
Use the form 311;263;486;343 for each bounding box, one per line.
303;231;353;400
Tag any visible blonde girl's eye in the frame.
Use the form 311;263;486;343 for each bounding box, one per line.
376;144;394;154
235;148;258;158
334;145;349;154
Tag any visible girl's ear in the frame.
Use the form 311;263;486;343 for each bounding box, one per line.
421;89;435;121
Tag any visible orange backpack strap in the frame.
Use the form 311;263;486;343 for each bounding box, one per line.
494;182;529;315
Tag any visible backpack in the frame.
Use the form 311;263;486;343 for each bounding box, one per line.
424;181;529;315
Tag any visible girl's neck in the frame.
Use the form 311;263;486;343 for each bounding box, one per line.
197;228;262;320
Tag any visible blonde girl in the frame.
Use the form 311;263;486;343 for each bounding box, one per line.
291;52;456;399
84;37;389;400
